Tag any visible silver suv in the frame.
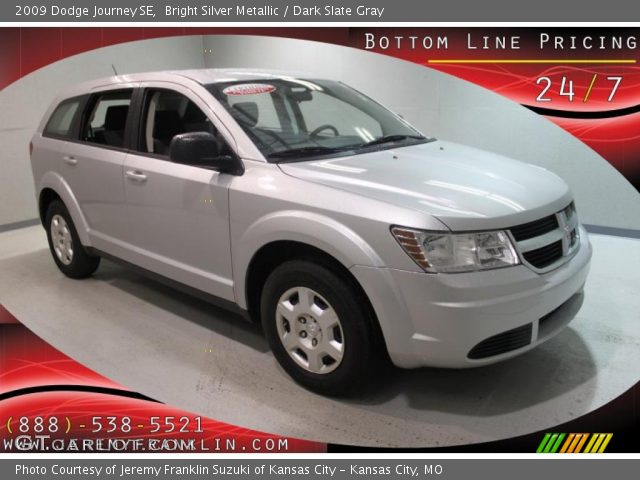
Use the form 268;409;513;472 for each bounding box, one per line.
31;69;591;395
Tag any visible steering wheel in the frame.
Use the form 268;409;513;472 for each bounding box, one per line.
309;124;339;139
256;127;289;149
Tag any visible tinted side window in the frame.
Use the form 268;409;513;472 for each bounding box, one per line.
137;89;229;157
82;90;133;148
44;99;82;138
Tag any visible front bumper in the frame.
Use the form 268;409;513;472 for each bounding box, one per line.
350;225;592;369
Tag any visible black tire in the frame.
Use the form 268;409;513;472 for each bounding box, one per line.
45;200;100;279
261;259;381;396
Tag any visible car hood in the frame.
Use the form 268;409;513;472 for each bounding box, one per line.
278;141;573;231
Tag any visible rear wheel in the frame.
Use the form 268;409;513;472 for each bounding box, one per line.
45;200;100;279
261;260;380;396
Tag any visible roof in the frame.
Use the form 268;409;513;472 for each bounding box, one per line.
49;68;330;108
169;68;325;84
65;68;323;93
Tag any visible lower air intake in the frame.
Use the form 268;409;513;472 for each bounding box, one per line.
468;323;533;359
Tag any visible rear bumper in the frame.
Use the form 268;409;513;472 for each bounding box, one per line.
351;225;592;368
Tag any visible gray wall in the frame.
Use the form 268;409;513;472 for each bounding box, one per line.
1;34;638;230
202;35;640;230
0;36;205;226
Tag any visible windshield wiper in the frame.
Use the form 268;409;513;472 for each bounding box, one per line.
358;134;426;149
268;135;428;161
268;145;353;160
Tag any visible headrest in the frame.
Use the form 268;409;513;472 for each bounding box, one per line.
153;110;183;139
183;102;207;123
232;102;259;127
104;105;129;131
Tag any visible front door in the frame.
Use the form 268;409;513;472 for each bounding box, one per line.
123;87;236;300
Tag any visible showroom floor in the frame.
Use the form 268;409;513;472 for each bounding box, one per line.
1;225;639;448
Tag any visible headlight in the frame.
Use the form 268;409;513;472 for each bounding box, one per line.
391;226;520;273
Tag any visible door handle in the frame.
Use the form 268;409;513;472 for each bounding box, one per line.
63;156;77;165
125;170;148;182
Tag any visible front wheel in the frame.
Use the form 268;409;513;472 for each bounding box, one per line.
261;260;380;396
45;200;100;279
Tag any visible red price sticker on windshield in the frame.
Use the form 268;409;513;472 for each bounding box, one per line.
222;83;276;95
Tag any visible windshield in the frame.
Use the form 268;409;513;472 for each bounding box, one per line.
206;78;432;162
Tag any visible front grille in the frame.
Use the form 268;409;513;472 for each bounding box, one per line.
508;203;580;272
509;215;558;242
522;240;563;269
468;323;533;359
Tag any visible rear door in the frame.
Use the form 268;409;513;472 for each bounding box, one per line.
60;88;135;251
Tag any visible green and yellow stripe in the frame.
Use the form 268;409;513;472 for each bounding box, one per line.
537;433;612;453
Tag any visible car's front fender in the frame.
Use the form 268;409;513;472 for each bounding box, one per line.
232;210;385;309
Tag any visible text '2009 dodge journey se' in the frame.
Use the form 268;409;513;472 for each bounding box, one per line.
31;69;591;395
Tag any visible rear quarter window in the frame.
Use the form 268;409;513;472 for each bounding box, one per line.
43;98;82;139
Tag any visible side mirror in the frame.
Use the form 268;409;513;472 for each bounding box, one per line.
169;132;244;175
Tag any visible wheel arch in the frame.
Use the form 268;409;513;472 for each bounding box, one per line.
243;239;389;360
37;172;92;246
233;210;385;311
244;240;357;322
38;188;61;225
